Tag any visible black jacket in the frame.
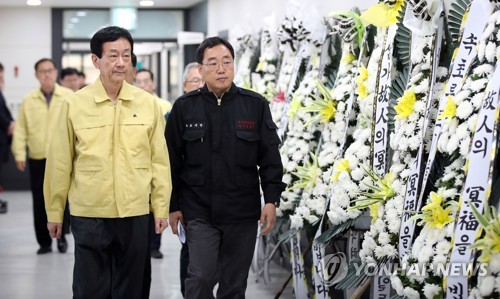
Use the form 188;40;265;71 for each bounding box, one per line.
165;84;286;223
0;91;13;163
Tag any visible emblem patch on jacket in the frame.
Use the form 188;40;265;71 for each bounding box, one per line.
185;122;204;128
235;120;255;129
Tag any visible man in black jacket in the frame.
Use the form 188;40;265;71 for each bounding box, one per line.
0;62;14;213
166;37;286;298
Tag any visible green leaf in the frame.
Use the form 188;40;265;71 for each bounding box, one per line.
334;256;388;290
395;16;411;71
278;227;298;243
448;0;472;46
314;218;357;245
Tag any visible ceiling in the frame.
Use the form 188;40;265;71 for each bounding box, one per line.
0;0;205;8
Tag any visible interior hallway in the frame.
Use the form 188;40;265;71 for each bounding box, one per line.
0;191;293;298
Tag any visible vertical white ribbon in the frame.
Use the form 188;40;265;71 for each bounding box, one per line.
372;25;398;176
312;218;330;299
398;3;445;260
446;64;500;299
417;0;494;232
291;233;309;298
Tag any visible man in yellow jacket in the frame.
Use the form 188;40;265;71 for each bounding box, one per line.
44;26;171;299
11;58;73;254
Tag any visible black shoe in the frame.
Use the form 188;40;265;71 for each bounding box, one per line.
57;237;68;253
0;199;7;214
37;246;52;254
150;249;163;259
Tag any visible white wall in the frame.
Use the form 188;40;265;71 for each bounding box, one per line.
0;7;52;118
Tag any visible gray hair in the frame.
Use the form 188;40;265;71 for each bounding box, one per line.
182;62;199;83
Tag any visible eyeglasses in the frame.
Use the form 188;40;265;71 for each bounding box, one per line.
185;78;204;84
201;60;233;70
37;68;55;75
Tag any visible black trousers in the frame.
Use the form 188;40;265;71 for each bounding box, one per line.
28;158;69;247
185;218;257;299
180;241;189;297
71;214;149;299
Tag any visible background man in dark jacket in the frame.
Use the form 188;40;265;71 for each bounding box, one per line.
0;62;14;213
166;37;286;298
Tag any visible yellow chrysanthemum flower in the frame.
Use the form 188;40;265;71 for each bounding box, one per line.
438;95;457;120
418;191;454;229
360;0;404;27
356;66;369;86
288;154;321;191
369;203;381;223
356;84;368;99
470;203;500;263
288;94;302;118
331;159;351;182
342;53;356;64
394;90;417;119
320;100;337;123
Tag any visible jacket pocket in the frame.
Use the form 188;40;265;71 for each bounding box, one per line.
180;169;205;186
182;129;206;165
73;165;109;207
235;129;260;166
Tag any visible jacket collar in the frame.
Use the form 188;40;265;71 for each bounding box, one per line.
35;83;65;101
92;77;135;103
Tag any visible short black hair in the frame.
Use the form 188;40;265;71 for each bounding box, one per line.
77;71;86;78
131;53;137;68
195;36;234;64
90;26;133;58
34;58;56;71
136;68;154;81
60;67;79;80
0;62;3;72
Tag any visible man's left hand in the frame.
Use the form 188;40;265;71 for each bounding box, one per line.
260;203;277;235
154;217;168;234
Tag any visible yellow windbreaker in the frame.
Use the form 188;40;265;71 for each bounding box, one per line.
11;84;73;161
155;95;172;116
44;78;172;222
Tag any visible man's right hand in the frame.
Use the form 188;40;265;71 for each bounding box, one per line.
47;222;63;239
16;161;25;172
169;211;184;235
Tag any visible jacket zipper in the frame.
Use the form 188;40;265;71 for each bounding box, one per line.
214;92;224;106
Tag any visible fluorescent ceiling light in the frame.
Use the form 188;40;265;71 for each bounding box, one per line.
71;17;80;23
139;1;155;7
76;11;87;17
27;0;41;5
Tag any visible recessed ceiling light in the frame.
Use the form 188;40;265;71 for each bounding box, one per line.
71;17;80;23
76;11;87;17
27;0;41;6
139;1;154;7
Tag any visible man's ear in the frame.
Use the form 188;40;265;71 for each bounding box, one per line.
91;54;100;69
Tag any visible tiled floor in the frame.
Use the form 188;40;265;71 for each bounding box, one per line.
0;191;294;298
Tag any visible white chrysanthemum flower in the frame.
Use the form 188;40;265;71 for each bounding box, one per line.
446;135;459;154
472;92;485;108
456;100;473;119
418;245;434;263
485;41;496;63
423;283;442;299
391;276;404;295
403;287;421;299
489;253;500;273
435;240;451;255
289;214;303;229
474;64;494;77
479;275;495;297
378;232;390;245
